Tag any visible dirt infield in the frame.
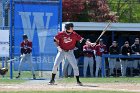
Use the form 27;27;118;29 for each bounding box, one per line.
0;80;140;92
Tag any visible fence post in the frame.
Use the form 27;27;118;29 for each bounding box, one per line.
9;0;13;79
59;0;63;78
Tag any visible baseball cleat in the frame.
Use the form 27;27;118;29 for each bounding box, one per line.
77;81;83;86
16;73;21;79
48;80;55;85
33;74;36;79
16;75;20;79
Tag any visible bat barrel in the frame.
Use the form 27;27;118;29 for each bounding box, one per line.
95;22;111;43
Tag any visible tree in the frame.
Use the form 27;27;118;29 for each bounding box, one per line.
86;0;117;22
62;0;118;22
62;0;85;21
108;0;140;22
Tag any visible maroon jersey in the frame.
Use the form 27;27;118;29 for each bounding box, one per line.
55;31;82;50
83;45;94;57
95;44;107;56
20;40;32;54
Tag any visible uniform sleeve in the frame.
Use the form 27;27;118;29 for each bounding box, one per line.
54;32;62;41
29;41;32;49
75;32;83;42
20;42;24;55
20;42;24;48
26;41;32;54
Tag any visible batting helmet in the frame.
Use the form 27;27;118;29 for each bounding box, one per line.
65;23;74;30
0;68;8;75
23;34;28;40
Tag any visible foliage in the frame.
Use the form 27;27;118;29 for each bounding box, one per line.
62;0;118;22
62;0;85;21
108;0;140;22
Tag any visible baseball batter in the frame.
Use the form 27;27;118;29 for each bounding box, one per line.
16;34;36;79
48;23;95;86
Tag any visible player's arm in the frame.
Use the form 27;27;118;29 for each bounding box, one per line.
75;32;96;46
54;37;59;46
20;43;24;55
20;43;26;58
54;37;62;52
83;45;87;55
80;38;96;47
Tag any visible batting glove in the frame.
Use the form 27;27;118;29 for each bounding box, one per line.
57;46;62;52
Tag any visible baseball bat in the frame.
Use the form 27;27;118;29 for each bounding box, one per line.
95;22;111;43
7;58;17;62
7;55;23;62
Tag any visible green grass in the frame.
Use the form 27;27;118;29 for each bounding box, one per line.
0;78;27;84
58;77;140;84
0;71;34;84
0;91;137;93
0;74;140;84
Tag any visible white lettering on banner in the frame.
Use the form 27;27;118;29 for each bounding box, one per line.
36;56;41;63
14;56;55;63
32;57;36;63
19;12;53;53
42;56;47;63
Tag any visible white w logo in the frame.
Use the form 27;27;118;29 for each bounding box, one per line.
19;12;53;53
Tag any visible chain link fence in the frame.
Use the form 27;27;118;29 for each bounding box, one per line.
0;1;3;27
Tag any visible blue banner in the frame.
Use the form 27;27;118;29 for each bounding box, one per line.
14;3;59;71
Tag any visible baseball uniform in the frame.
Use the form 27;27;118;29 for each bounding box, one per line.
95;43;107;77
16;35;35;79
83;44;94;77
